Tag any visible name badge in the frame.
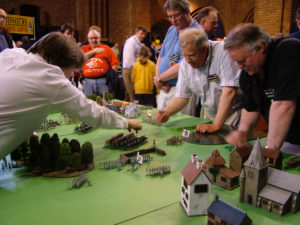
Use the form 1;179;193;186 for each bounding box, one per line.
208;74;220;82
264;88;274;99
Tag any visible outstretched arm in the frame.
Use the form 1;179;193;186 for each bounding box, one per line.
196;86;237;133
155;97;189;123
266;100;296;149
226;109;260;147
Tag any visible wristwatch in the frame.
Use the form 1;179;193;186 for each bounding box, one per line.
265;145;279;150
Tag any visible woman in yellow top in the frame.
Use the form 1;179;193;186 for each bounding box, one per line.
131;46;156;106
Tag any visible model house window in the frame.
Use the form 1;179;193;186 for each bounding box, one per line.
182;186;185;194
208;212;215;219
262;199;268;205
269;158;274;164
185;192;189;200
183;179;188;189
221;176;226;182
221;219;228;225
194;184;208;193
231;177;239;186
273;203;280;210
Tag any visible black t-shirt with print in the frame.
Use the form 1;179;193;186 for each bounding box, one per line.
240;38;300;144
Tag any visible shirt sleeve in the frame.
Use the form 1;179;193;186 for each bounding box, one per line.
50;78;128;129
175;60;192;98
122;37;137;68
218;43;241;87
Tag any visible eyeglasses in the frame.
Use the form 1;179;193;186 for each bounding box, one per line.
0;15;7;20
167;12;182;20
88;37;100;40
183;52;199;60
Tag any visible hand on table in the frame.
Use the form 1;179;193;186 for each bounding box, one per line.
225;130;247;147
127;120;142;133
155;110;170;123
195;123;220;133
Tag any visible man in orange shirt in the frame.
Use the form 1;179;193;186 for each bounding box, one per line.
81;29;119;96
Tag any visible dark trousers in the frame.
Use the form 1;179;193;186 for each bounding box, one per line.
135;94;154;106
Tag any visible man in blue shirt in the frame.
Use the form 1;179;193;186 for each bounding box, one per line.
154;0;202;114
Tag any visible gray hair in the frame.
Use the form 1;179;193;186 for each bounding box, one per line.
164;0;190;13
224;23;271;52
179;28;208;52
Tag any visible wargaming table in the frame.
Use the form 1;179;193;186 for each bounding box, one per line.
1;108;299;225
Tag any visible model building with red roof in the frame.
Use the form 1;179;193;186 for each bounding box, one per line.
205;150;240;190
180;154;211;216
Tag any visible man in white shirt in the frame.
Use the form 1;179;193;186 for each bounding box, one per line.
156;28;241;133
0;32;142;158
122;26;147;102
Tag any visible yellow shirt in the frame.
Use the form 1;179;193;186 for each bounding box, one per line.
131;58;156;94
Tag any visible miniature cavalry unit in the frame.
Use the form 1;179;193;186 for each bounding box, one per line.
68;174;91;189
74;123;92;133
181;154;211;216
146;165;170;176
166;136;183;145
239;139;300;216
105;132;147;148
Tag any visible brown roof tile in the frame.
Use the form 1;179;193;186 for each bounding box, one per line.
219;167;240;179
205;150;226;166
182;160;205;185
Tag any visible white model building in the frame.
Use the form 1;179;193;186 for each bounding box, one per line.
180;154;211;216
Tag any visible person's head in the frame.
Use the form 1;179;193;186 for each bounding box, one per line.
138;46;152;65
88;25;101;34
179;28;209;68
60;23;75;39
296;7;300;30
0;8;7;30
164;0;191;31
197;6;218;35
87;30;101;48
224;23;270;75
28;32;86;79
135;26;147;42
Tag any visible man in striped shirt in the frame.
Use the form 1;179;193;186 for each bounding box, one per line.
156;28;241;133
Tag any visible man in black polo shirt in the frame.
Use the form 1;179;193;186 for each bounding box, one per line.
224;23;300;153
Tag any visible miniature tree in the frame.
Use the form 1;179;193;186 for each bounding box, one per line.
70;139;81;153
48;140;60;168
60;142;72;165
62;138;69;144
40;144;51;172
29;135;39;152
40;133;51;146
56;157;68;170
70;152;81;168
81;142;94;168
50;133;60;144
96;95;102;105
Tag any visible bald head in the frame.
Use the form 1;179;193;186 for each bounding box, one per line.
0;8;7;29
87;30;101;48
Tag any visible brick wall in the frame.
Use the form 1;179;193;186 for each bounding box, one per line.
1;0;298;44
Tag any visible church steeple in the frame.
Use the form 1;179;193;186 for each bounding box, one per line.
244;138;268;169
